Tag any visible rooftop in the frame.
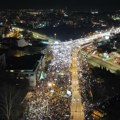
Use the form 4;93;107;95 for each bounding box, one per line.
6;54;43;70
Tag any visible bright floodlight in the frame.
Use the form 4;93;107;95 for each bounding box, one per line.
50;90;54;93
105;36;109;39
48;82;52;87
54;41;59;44
67;90;72;96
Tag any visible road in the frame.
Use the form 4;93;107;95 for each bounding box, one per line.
12;26;54;44
70;48;84;120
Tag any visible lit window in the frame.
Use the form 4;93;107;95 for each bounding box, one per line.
10;70;14;72
20;77;24;79
21;70;24;72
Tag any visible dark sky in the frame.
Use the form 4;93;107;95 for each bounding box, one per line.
1;0;120;10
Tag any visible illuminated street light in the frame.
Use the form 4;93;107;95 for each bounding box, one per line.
47;82;55;87
54;40;59;44
50;89;54;93
48;82;52;87
54;33;57;40
105;35;109;39
113;41;117;49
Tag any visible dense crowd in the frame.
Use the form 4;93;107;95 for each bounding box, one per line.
46;62;72;120
23;47;72;120
23;33;115;120
23;38;94;120
24;81;50;120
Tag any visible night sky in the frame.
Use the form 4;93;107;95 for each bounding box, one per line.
0;0;120;10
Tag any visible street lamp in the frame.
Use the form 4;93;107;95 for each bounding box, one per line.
113;41;117;49
47;82;55;88
48;82;52;87
54;33;57;40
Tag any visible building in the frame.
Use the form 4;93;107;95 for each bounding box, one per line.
0;25;5;37
0;53;6;69
5;54;44;87
0;37;31;48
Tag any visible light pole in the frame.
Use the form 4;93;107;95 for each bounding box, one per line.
113;41;117;49
54;33;57;40
47;82;55;96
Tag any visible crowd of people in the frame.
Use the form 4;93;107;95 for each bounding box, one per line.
70;45;102;119
77;48;110;119
23;81;50;120
23;39;99;120
77;53;94;119
46;62;72;120
23;44;72;120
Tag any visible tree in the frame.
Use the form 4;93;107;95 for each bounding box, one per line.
0;83;27;120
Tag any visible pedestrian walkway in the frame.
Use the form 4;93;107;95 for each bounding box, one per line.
70;48;84;120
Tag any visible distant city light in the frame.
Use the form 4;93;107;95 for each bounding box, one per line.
10;70;14;72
